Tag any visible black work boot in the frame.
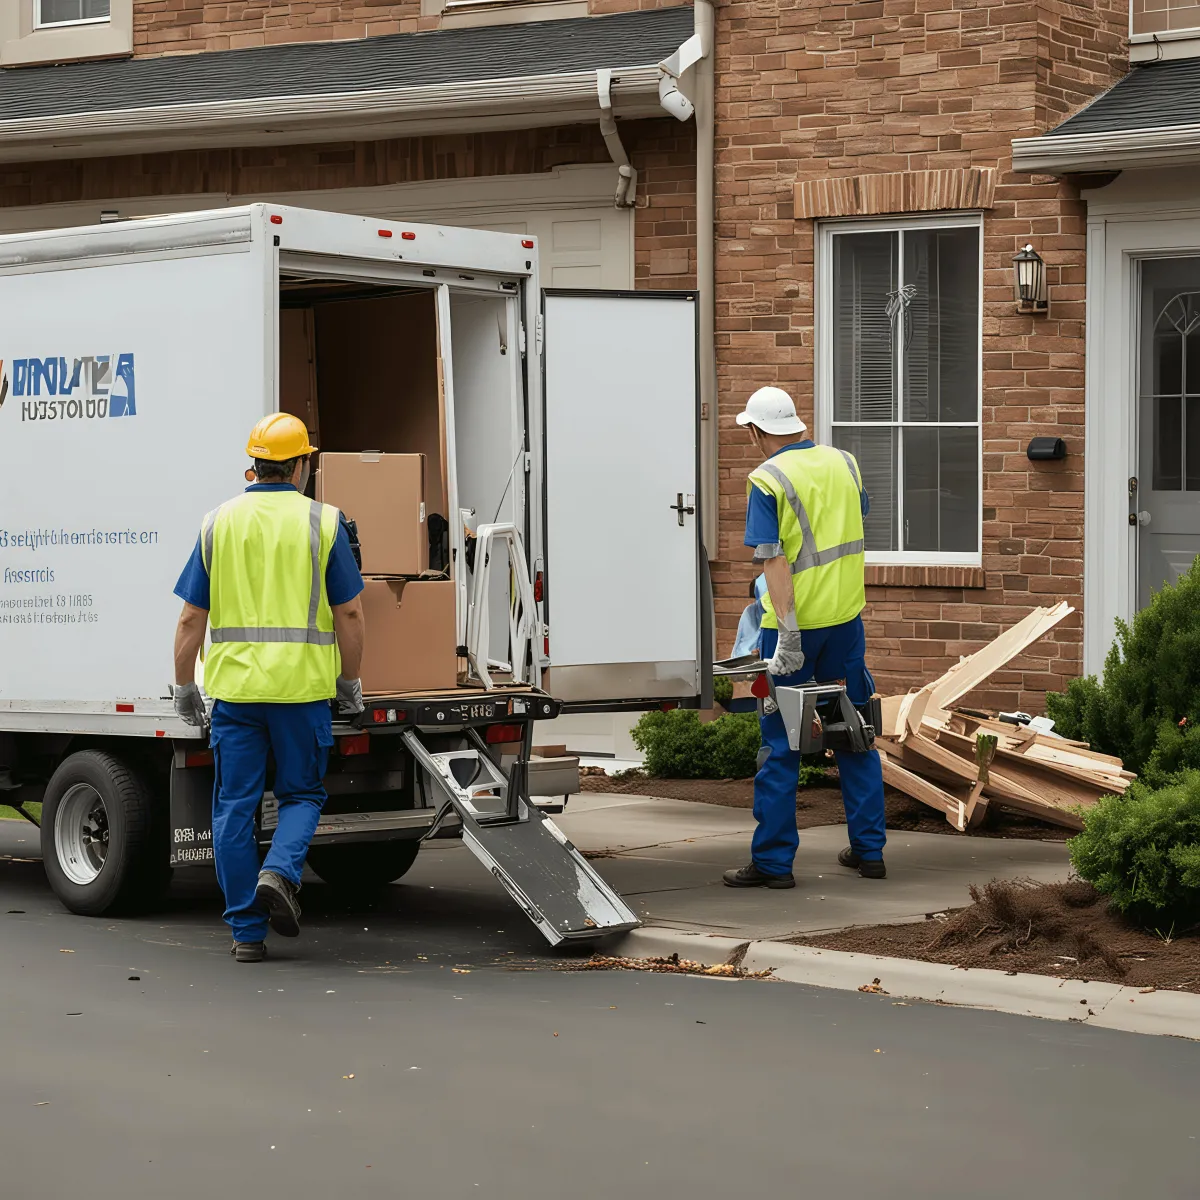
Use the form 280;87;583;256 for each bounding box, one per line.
837;846;887;879
256;870;302;937
722;863;796;889
230;941;267;963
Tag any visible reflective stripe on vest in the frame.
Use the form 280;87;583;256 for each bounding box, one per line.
757;452;865;574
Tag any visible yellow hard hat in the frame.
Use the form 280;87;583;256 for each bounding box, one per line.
246;413;317;461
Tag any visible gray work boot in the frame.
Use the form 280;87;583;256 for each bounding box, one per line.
230;941;267;963
256;870;302;937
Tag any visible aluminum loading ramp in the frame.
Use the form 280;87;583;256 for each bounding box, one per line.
404;730;640;946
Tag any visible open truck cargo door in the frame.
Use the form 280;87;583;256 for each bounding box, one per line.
541;290;707;708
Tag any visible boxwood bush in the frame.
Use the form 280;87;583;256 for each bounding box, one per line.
631;708;827;784
1047;557;1200;783
1069;772;1200;925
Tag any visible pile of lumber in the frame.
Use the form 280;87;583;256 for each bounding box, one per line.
875;603;1134;832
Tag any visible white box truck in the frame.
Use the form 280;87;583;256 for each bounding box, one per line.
0;204;710;944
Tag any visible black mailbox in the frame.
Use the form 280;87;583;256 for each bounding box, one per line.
1027;436;1067;461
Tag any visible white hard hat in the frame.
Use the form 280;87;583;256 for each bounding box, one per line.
735;386;807;436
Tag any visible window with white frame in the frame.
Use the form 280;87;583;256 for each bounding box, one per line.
818;216;982;564
36;0;110;27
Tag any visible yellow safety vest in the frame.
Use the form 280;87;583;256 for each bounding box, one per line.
201;490;341;703
748;445;866;632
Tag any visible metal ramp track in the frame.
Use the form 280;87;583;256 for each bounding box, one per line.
404;730;640;946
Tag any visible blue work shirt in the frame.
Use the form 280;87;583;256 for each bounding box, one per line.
744;439;870;553
174;483;365;610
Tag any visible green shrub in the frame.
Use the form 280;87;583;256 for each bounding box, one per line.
631;709;827;784
712;676;734;708
1046;556;1200;780
1068;771;1200;924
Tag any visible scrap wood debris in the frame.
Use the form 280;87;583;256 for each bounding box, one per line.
559;952;775;980
874;602;1134;833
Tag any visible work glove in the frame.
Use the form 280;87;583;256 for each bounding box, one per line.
766;629;805;678
173;681;207;727
335;675;364;716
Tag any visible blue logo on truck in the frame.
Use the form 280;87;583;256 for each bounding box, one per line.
4;354;136;421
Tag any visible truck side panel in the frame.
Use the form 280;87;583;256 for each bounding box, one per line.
0;239;270;702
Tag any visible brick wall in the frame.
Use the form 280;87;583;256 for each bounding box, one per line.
712;0;1127;712
133;0;688;55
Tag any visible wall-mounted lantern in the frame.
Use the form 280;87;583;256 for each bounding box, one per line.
1012;244;1048;315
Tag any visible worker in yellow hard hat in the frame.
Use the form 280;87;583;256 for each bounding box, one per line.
171;413;366;963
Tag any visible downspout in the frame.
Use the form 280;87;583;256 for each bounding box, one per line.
693;0;717;563
658;12;716;560
596;68;637;207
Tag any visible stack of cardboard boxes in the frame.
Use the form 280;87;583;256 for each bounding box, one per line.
316;452;459;696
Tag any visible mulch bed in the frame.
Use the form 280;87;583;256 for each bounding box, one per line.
789;878;1200;994
581;772;1070;841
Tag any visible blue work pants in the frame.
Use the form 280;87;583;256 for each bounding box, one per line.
210;699;333;943
754;617;886;876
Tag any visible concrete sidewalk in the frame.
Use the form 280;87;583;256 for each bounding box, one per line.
554;792;1071;941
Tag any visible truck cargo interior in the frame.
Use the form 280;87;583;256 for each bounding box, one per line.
278;275;524;695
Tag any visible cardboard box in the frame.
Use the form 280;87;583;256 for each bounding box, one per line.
359;578;458;695
317;452;427;576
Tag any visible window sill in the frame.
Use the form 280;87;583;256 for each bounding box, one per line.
421;0;588;27
865;565;986;589
1130;29;1200;62
1;6;131;67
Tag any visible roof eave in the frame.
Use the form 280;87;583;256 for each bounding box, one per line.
1012;124;1200;176
0;65;664;164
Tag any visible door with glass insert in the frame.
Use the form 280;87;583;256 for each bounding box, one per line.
1137;258;1200;608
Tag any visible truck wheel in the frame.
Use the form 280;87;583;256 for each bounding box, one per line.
40;750;167;917
307;840;421;892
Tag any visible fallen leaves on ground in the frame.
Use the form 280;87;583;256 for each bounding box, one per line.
558;952;774;980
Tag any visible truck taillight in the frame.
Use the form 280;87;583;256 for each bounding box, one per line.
533;571;543;602
339;733;371;756
485;724;523;744
372;708;402;724
544;636;550;658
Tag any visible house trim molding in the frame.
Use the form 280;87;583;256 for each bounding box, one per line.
794;168;996;220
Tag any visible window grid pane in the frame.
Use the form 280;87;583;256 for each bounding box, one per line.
829;223;980;558
38;0;110;26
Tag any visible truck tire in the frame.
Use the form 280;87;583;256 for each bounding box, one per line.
307;839;421;892
40;750;168;917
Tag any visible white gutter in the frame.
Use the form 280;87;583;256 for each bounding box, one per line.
1012;121;1200;175
0;65;665;163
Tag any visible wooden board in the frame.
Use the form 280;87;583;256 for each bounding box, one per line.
923;602;1073;714
877;747;966;831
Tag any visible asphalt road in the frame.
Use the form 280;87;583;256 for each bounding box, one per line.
2;824;1199;1200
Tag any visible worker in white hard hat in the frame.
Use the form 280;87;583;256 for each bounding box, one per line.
722;386;887;889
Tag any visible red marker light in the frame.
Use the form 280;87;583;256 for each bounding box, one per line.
543;636;550;658
533;571;543;603
339;733;371;757
401;231;416;241
269;215;283;225
521;239;534;249
378;229;393;238
485;723;524;745
116;703;134;713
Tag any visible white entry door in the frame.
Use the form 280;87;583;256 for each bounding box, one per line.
541;291;702;705
1137;257;1200;607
